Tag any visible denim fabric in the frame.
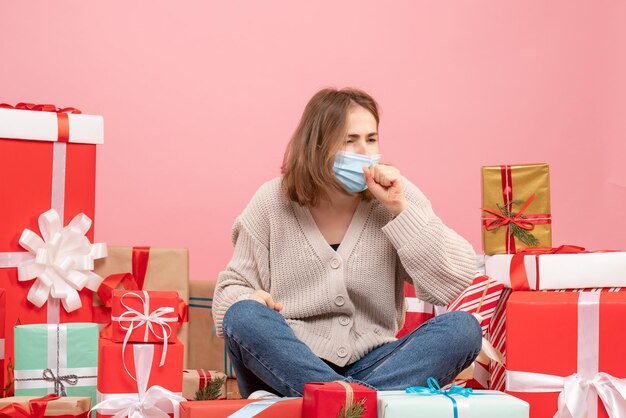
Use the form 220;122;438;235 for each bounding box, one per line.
222;299;482;398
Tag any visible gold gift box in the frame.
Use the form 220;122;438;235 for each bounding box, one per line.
481;164;552;254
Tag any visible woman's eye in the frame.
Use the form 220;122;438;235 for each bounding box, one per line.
368;138;378;142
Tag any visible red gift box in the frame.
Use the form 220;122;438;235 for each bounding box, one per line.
396;283;436;338
110;290;185;344
505;291;626;418
180;398;302;417
302;382;376;418
94;337;184;418
0;104;104;395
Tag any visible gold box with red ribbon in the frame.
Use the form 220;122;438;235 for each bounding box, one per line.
506;291;626;418
481;164;552;254
110;289;186;344
0;103;105;396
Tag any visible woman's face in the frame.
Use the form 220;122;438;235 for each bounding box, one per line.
342;105;379;155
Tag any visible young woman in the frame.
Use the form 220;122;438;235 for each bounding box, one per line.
212;88;481;398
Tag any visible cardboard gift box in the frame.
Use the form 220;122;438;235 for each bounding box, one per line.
95;338;184;418
180;398;302;418
377;389;529;417
188;280;235;378
506;291;626;418
0;394;91;417
0;104;105;394
302;382;376;418
182;369;227;401
485;249;626;290
110;290;185;344
93;246;189;365
14;323;98;408
481;164;551;254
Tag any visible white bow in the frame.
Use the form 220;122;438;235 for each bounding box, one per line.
92;344;186;418
16;209;107;312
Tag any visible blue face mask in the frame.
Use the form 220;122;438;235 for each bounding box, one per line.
333;151;382;192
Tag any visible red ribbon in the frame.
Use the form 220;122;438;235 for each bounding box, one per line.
0;102;81;143
93;273;140;324
481;165;552;253
198;369;211;390
510;245;595;290
132;246;151;289
0;394;88;418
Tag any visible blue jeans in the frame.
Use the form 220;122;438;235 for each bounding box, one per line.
222;300;482;398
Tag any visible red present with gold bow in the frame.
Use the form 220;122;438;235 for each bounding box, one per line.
481;164;552;254
0;103;104;396
0;394;91;417
109;289;187;345
303;381;376;418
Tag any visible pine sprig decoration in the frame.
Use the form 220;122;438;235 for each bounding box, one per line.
337;398;366;418
489;201;539;247
194;376;226;401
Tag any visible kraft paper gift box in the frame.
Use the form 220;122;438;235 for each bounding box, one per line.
180;398;303;418
13;323;98;408
226;378;242;400
484;249;626;290
481;163;551;254
94;338;184;418
0;394;91;417
110;290;186;344
93;246;189;366
506;291;626;418
182;369;227;400
302;382;376;418
188;280;235;378
377;389;529;418
0;104;105;394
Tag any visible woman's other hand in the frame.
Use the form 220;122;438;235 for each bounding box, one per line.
246;290;283;311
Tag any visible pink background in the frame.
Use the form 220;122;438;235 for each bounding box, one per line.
2;2;625;280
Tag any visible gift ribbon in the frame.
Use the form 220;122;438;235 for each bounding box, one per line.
13;324;97;396
334;380;356;416
226;397;300;418
506;292;626;418
0;210;107;314
0;393;88;418
132;247;150;289
0;103;81;143
111;291;179;373
406;377;474;418
481;165;552;253
91;344;185;418
198;369;209;390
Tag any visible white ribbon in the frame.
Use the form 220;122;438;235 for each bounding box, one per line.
111;291;178;373
91;344;186;418
0;209;107;312
507;292;626;418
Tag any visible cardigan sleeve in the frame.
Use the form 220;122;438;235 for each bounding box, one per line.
381;178;476;305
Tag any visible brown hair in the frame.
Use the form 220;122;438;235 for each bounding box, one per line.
281;87;380;206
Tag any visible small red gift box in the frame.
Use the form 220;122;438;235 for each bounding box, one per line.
180;398;302;417
94;337;184;418
302;382;376;418
110;289;185;344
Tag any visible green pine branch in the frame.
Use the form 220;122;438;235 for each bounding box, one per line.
194;376;226;401
488;201;540;247
338;398;366;418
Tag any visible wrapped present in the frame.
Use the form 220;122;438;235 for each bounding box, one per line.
93;246;189;366
182;369;226;401
377;381;529;417
13;324;98;408
481;164;551;254
188;280;235;378
302;381;376;418
110;289;186;345
94;338;184;418
506;291;626;418
226;378;242;400
0;394;91;417
485;246;626;290
396;283;437;338
180;398;302;417
0;103;104;394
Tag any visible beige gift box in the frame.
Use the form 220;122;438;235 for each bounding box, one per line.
182;369;227;400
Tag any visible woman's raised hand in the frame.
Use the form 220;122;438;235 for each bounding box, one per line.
363;164;408;217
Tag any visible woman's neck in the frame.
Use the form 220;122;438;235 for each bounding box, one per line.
315;189;360;212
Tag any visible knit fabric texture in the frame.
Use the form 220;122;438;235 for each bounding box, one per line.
213;177;476;366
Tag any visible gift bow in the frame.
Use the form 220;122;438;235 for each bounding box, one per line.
92;344;185;418
112;291;180;373
0;394;63;418
406;377;473;418
16;209;107;312
482;193;539;232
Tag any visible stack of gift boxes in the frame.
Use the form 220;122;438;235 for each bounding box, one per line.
0;102;622;417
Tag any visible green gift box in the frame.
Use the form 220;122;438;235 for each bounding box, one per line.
377;390;529;418
13;323;98;408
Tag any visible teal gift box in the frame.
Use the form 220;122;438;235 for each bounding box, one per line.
13;323;98;408
377;389;529;418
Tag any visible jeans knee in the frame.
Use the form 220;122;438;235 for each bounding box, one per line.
440;311;483;355
223;299;268;338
